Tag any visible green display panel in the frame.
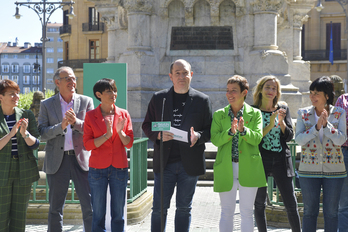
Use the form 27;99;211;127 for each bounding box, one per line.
83;63;127;110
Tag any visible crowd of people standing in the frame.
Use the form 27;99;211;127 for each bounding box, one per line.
0;60;347;232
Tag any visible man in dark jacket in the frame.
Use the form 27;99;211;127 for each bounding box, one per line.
142;59;212;232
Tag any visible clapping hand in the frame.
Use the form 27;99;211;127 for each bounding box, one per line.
9;121;20;137
105;118;113;139
19;118;29;137
65;108;76;126
231;117;245;134
317;109;328;130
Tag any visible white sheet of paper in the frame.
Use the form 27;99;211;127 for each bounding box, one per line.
169;127;188;143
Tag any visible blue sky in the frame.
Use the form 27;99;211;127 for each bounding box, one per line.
0;1;62;46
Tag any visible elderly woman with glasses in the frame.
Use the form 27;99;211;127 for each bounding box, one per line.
0;80;40;232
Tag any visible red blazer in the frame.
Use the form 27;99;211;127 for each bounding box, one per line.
83;105;134;169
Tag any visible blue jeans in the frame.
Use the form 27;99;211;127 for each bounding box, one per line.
299;176;344;232
339;147;348;232
151;161;199;232
254;155;300;232
88;166;128;232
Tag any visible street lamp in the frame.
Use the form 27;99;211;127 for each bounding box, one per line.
315;0;324;12
14;0;75;97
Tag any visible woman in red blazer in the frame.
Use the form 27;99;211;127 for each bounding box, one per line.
83;78;134;232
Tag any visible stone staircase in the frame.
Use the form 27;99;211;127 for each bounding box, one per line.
146;142;217;186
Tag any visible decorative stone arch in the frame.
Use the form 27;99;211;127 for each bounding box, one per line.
168;0;185;26
219;0;236;25
193;0;211;26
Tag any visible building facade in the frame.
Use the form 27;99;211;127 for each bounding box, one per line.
60;0;108;93
303;0;347;85
46;22;64;90
0;42;42;93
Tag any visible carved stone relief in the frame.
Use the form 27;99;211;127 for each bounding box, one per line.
293;14;308;29
251;0;283;13
124;0;152;13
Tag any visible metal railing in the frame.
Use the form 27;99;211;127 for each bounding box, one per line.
303;49;347;61
128;138;148;203
59;25;71;35
82;22;105;32
30;138;148;204
267;140;305;206
58;59;107;69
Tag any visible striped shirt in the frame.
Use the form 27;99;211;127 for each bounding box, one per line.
4;113;18;158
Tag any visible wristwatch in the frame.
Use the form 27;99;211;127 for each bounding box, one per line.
23;132;30;139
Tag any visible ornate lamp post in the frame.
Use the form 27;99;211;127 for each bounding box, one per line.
14;0;75;96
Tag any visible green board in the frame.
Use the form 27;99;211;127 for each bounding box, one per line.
83;63;127;110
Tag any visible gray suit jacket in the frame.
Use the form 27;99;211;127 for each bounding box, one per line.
38;93;94;174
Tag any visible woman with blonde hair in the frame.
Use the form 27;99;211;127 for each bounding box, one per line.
253;75;301;232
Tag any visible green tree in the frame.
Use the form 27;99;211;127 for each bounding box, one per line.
18;90;55;110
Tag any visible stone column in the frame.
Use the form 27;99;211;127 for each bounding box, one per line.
97;5;118;62
293;14;308;60
124;0;152;51
251;0;282;50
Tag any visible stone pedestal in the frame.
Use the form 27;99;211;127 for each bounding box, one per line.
90;0;318;137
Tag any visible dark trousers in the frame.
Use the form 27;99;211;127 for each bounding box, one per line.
0;159;32;232
47;154;92;232
151;161;199;232
254;154;301;232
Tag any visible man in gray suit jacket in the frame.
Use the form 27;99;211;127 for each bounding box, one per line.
38;66;94;232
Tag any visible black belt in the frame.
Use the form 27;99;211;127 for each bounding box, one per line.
232;157;239;163
64;150;75;155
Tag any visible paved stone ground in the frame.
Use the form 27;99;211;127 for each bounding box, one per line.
25;186;324;232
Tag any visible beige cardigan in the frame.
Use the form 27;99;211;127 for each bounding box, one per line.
295;105;347;178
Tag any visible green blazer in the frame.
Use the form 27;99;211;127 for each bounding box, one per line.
211;103;267;192
0;107;40;186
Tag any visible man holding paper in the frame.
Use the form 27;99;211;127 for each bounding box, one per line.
142;59;212;232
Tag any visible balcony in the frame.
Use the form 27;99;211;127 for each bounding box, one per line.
303;49;347;61
59;25;71;35
82;22;105;33
58;59;107;69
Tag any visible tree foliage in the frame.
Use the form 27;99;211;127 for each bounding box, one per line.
18;90;55;110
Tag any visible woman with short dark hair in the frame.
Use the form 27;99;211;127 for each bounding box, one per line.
0;79;40;231
83;78;134;232
295;76;347;232
211;75;267;232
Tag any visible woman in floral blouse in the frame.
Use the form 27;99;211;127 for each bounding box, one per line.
295;76;347;232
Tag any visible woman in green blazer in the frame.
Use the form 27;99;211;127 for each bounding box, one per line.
0;80;40;232
211;75;267;232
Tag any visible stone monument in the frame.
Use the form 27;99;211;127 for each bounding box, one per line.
91;0;317;137
30;91;45;122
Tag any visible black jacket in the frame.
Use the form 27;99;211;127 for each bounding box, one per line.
142;87;212;176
